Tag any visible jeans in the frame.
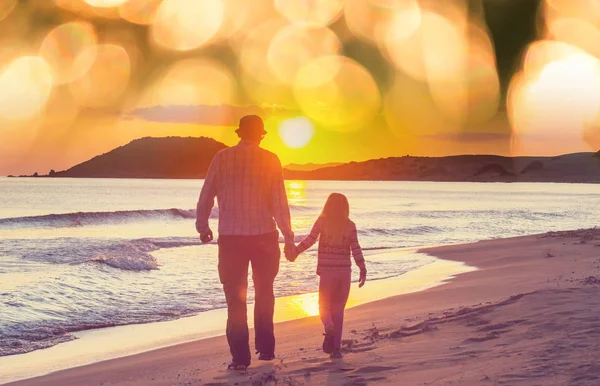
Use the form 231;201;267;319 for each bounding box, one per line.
318;270;351;350
218;231;280;366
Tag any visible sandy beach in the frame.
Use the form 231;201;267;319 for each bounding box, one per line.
7;228;600;386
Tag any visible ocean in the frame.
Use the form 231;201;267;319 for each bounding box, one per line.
1;177;599;357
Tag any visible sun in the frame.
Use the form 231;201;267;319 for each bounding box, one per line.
278;116;315;148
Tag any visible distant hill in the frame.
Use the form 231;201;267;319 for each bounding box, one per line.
285;162;343;171
43;137;600;182
54;137;227;178
283;153;600;183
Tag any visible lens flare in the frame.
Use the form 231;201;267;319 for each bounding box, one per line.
151;0;225;51
289;292;320;317
69;44;131;108
278;116;315;148
267;25;341;85
294;56;381;131
0;56;53;122
274;0;343;27
39;21;98;85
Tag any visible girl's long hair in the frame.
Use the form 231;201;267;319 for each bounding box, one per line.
319;193;351;245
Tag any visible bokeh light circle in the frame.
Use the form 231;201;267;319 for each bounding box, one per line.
156;58;237;106
294;56;381;131
69;44;131;108
0;0;17;22
345;0;424;45
508;40;600;153
385;11;466;82
85;0;130;7
118;0;162;25
0;56;53;122
151;0;225;51
39;21;98;85
274;0;343;27
426;24;500;125
385;2;422;41
548;17;600;59
239;19;288;85
267;25;341;85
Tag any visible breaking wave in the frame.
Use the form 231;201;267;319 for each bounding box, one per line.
0;208;214;228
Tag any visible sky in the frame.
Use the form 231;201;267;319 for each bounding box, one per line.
1;0;600;176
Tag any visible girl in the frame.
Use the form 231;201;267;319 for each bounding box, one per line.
295;193;367;359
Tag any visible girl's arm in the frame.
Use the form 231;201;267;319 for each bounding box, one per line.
349;221;366;270
350;221;367;287
296;217;322;254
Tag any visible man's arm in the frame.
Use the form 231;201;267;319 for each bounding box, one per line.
271;156;295;245
196;153;219;236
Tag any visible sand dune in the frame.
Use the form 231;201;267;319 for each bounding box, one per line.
7;229;600;385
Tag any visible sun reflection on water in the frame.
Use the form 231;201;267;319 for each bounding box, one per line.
285;180;307;207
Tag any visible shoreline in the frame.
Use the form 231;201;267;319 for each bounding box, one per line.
5;176;600;184
5;228;600;385
0;251;474;385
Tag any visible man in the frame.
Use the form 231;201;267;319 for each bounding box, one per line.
196;115;296;371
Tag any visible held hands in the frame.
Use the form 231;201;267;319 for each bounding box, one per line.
199;228;213;244
284;243;299;262
358;267;367;288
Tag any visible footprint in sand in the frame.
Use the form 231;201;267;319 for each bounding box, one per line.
348;374;389;383
290;365;330;374
353;365;396;374
464;333;499;343
347;346;377;353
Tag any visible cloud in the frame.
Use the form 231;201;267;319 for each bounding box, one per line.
123;104;295;126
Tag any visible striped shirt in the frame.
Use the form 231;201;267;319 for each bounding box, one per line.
195;140;294;243
297;217;366;274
